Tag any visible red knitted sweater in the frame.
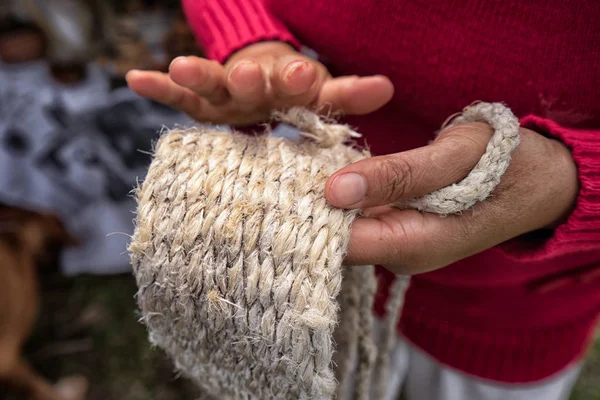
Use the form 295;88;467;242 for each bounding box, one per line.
182;0;600;383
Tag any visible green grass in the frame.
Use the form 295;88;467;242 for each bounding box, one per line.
571;336;600;400
3;273;598;399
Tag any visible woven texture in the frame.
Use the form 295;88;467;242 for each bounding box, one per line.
130;102;519;399
130;113;373;399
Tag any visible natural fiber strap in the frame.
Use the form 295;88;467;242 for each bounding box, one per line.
129;102;520;399
130;117;369;399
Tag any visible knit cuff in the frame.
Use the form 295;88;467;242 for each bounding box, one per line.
182;0;301;63
496;115;600;262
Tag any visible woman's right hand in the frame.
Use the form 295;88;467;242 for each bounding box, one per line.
126;41;394;126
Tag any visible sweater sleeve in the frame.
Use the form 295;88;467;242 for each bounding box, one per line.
181;0;301;63
497;115;600;262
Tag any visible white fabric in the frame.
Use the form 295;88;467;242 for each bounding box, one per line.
0;60;50;87
0;64;196;275
381;337;582;400
47;64;111;114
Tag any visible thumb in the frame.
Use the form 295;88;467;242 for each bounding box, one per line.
325;122;493;209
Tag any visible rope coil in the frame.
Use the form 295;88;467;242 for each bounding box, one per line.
407;102;520;214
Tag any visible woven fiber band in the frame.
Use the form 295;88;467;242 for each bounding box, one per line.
130;102;520;399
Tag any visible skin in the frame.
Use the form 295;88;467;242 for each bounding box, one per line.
126;41;579;275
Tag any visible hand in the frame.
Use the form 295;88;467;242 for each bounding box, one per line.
126;41;394;125
325;123;579;274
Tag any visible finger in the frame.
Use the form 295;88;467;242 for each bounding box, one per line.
226;60;267;109
360;205;394;218
344;209;492;274
168;56;230;105
270;55;321;100
325;123;493;209
344;209;434;271
317;75;394;115
126;69;173;101
126;70;214;120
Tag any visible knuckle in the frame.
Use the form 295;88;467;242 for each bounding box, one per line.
439;122;494;146
441;123;491;153
443;133;481;156
168;88;187;109
435;126;491;179
378;157;413;203
382;219;425;270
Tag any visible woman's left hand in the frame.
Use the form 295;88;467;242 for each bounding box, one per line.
325;122;579;274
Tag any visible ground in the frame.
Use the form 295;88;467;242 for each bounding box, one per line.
1;272;598;400
572;330;600;400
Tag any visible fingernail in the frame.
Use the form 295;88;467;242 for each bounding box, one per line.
169;56;187;70
230;60;260;84
284;61;308;81
330;173;367;207
124;69;139;80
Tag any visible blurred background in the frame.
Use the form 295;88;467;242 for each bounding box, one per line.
0;0;597;399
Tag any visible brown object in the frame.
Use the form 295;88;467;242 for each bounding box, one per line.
0;17;47;64
0;206;88;400
49;62;89;85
